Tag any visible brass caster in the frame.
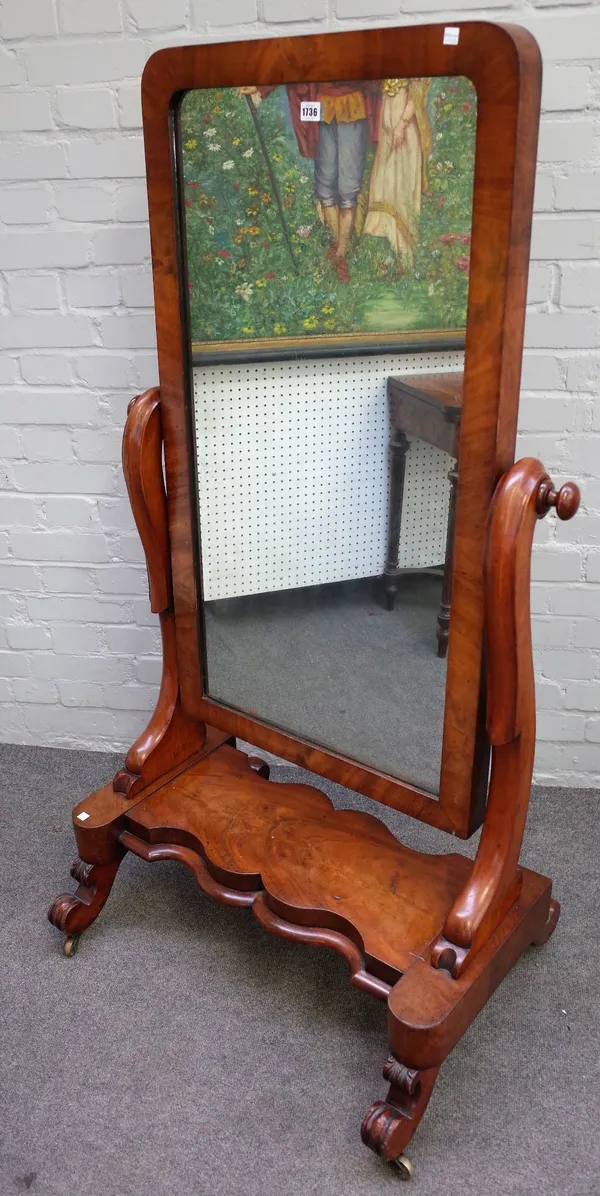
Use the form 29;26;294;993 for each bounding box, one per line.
394;1155;414;1181
63;935;80;958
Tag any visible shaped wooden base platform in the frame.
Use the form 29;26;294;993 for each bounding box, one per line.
48;736;556;1171
48;401;576;1176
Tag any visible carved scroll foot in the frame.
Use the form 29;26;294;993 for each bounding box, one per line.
531;897;560;946
361;1055;440;1168
48;850;126;952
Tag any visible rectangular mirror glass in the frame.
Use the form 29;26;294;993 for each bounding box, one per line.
178;74;476;796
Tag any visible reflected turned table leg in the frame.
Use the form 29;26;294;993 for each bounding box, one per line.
383;430;410;611
436;463;458;659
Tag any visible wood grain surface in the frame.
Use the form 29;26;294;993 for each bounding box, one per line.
141;21;542;836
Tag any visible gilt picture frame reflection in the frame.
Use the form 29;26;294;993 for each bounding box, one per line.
179;77;476;361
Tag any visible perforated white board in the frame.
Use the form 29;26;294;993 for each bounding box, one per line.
193;351;463;602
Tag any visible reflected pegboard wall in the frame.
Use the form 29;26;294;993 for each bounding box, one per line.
193;352;463;602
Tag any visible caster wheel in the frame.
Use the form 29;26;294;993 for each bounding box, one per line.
394;1155;414;1181
63;935;80;957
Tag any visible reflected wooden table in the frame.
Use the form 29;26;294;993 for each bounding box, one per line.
383;373;463;658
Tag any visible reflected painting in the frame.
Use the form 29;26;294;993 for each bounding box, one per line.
184;75;476;797
180;76;476;358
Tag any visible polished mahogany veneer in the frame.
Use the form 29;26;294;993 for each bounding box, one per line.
141;20;545;837
48;22;581;1177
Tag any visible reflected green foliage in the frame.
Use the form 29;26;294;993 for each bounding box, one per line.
180;78;476;349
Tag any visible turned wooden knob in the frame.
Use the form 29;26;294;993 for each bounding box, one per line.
536;479;580;521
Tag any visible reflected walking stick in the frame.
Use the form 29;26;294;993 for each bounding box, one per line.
244;94;299;276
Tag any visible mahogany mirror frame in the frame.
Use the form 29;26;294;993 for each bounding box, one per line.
141;20;541;839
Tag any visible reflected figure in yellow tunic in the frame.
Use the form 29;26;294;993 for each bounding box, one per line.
364;78;432;269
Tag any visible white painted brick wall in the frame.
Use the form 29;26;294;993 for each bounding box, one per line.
1;2;599;787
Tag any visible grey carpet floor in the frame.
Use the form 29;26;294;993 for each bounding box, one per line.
1;741;599;1196
204;574;447;795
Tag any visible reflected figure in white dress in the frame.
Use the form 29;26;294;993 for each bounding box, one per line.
364;78;432;270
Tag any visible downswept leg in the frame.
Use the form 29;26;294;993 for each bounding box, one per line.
48;389;209;956
48;845;126;956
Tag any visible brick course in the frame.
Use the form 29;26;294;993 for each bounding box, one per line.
1;2;599;782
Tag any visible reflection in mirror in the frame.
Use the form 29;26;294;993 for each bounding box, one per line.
179;75;475;795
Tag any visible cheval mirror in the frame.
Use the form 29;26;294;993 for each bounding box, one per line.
49;21;581;1178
